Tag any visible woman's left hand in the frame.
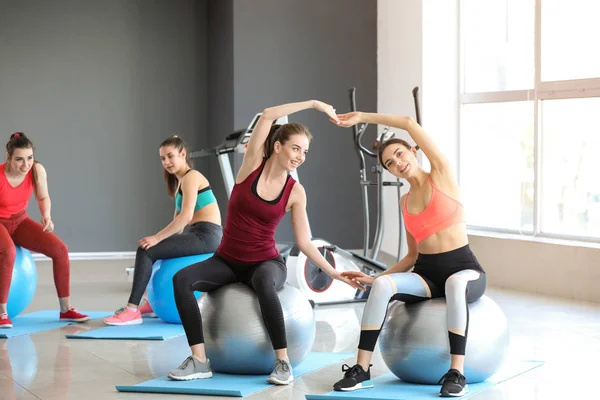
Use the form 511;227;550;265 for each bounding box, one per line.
41;217;54;233
139;235;160;250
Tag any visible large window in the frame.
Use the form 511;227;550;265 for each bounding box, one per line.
460;0;600;240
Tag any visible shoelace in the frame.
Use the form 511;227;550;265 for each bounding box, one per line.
114;307;126;315
0;313;8;320
178;356;195;369
437;370;462;385
341;364;363;378
272;359;290;374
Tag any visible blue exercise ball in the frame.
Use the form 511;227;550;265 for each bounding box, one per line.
146;253;211;324
7;246;37;319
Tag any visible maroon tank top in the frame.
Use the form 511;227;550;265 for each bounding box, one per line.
217;158;296;263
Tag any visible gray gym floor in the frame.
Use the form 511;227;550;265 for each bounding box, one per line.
1;258;597;399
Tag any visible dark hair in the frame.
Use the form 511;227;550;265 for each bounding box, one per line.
264;123;313;159
377;138;413;170
160;135;192;198
6;132;38;187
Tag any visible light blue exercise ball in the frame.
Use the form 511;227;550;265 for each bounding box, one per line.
7;246;37;319
7;335;38;387
146;253;211;324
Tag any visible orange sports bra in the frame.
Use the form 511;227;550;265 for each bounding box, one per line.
402;177;465;244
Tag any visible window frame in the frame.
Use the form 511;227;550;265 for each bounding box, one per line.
458;0;600;242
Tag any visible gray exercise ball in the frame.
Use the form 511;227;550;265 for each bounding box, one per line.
197;282;316;374
379;295;509;384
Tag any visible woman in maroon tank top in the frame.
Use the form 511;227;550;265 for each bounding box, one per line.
0;133;89;329
168;100;364;384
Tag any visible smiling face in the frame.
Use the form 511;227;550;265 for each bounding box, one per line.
7;147;34;175
273;133;310;172
380;142;418;178
159;145;187;174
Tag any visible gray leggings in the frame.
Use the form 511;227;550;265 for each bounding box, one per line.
128;222;222;306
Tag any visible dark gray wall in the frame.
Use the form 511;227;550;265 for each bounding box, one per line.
231;0;377;248
0;0;209;252
205;0;234;213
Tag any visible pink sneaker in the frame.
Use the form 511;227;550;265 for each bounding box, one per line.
0;313;13;329
139;300;157;318
60;307;90;322
103;307;142;326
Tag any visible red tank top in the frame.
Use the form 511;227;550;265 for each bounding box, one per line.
0;162;34;218
217;158;296;263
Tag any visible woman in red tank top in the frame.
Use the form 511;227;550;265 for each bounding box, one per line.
0;133;89;329
331;112;487;397
168;100;363;385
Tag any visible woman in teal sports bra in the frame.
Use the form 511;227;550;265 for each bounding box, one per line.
104;135;223;326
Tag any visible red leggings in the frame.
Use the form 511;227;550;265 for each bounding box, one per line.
0;211;70;303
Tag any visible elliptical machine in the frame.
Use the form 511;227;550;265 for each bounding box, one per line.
348;87;405;262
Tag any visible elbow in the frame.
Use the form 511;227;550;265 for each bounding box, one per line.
179;212;193;224
296;238;312;254
262;108;275;120
405;116;419;128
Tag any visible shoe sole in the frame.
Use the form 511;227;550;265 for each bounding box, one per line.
104;319;143;326
0;325;13;329
267;376;294;385
440;385;468;397
168;371;213;381
142;313;157;318
336;380;374;391
61;317;91;322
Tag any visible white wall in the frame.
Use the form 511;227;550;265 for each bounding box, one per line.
377;0;422;260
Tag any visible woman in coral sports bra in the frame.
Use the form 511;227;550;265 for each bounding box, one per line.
0;133;89;329
330;113;486;398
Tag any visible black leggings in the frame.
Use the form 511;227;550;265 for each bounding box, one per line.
173;253;287;348
358;245;486;356
128;222;223;306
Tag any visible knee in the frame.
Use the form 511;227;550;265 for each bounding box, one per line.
172;268;193;292
56;241;69;258
45;240;68;261
136;245;150;259
251;275;276;293
0;245;16;265
444;276;465;298
371;275;393;296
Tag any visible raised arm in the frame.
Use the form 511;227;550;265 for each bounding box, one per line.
289;184;364;291
237;100;338;182
33;163;54;232
336;112;451;173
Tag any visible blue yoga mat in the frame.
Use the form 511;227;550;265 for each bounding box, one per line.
65;318;185;340
116;352;353;397
305;360;544;400
0;310;112;339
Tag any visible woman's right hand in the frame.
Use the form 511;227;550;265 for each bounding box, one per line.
332;112;363;128
340;270;376;287
312;100;339;122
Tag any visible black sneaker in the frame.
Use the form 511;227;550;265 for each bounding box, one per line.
438;369;468;397
333;363;374;391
